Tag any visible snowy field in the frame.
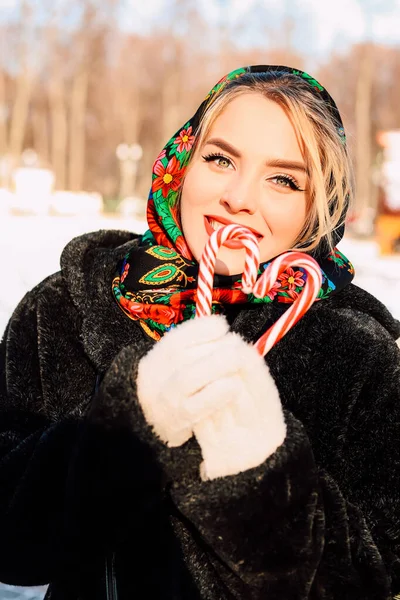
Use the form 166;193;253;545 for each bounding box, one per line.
0;586;47;599
0;214;147;337
0;215;399;599
0;214;400;338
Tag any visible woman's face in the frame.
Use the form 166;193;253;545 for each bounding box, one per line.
180;93;309;275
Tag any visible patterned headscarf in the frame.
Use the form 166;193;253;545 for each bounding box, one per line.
113;65;354;341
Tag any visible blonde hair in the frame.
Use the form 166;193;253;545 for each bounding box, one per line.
187;72;354;255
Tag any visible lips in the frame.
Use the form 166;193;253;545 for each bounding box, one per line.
204;215;263;240
204;215;263;250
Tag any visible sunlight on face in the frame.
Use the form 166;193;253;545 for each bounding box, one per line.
180;93;308;275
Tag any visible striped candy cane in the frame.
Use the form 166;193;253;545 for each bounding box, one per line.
196;224;260;318
253;252;322;356
196;225;322;356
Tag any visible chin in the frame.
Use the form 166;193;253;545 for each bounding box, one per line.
214;248;249;276
192;235;278;276
192;242;246;276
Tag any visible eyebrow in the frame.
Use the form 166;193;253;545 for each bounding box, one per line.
204;137;308;174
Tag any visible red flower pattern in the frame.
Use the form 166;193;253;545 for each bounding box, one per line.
278;267;305;291
118;297;175;326
212;288;248;304
120;262;129;283
153;156;185;198
287;289;299;300
147;198;173;248
175;234;191;257
140;303;176;326
169;289;194;310
173;126;195;153
266;280;282;301
278;291;299;304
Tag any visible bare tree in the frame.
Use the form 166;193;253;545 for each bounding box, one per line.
46;21;69;189
0;68;7;158
355;42;374;214
68;1;118;191
8;2;36;159
31;102;50;165
68;67;89;191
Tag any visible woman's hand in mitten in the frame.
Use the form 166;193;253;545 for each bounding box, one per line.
137;315;259;447
192;337;287;481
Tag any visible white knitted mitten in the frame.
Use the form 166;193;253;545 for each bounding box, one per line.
137;314;286;479
137;315;245;446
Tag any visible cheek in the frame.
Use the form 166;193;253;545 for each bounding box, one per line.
181;163;224;211
179;168;208;250
295;196;308;229
288;198;307;230
259;195;307;239
278;197;306;223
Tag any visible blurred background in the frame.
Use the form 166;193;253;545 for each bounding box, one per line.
0;0;400;594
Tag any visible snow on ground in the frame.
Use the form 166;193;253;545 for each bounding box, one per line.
0;215;399;338
0;215;147;337
0;585;47;599
339;236;400;321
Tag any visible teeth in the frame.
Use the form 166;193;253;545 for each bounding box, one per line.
209;219;225;231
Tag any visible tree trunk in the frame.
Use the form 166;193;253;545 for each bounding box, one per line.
31;106;49;164
9;67;33;158
0;69;7;157
161;65;180;145
0;68;9;187
68;67;88;191
355;45;373;216
49;78;68;189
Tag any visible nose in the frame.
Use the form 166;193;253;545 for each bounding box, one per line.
220;174;258;215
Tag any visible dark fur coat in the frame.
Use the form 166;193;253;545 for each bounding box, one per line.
0;229;399;599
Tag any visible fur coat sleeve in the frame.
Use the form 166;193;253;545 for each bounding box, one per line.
0;275;164;586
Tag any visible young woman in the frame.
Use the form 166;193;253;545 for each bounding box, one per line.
0;65;399;600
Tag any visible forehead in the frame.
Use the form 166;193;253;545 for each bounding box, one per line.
207;93;303;161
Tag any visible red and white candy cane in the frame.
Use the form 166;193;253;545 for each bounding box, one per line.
196;224;260;318
253;252;322;356
196;225;322;356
